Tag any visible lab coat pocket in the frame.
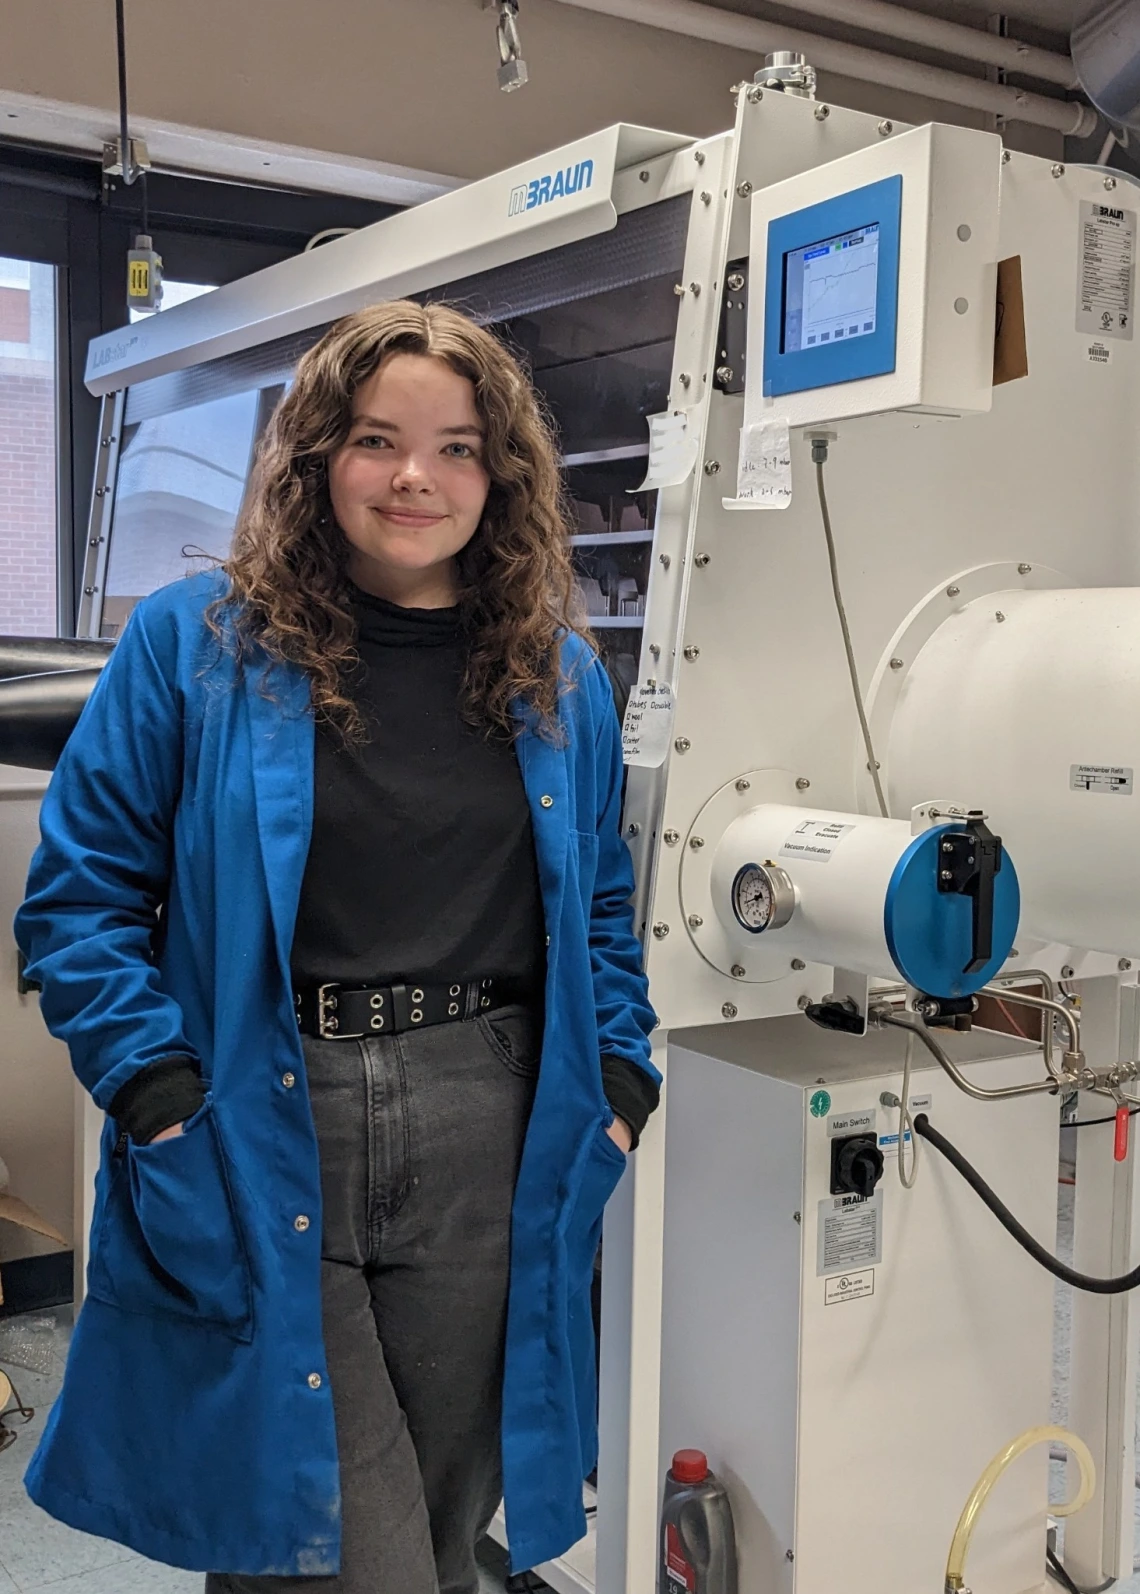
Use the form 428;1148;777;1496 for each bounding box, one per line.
92;1097;253;1341
562;1121;627;1472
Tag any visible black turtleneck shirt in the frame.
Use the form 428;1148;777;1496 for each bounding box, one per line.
289;587;546;991
109;586;658;1146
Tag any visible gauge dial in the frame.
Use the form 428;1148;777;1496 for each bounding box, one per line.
731;862;796;934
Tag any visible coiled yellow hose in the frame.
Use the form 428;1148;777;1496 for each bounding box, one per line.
945;1425;1096;1593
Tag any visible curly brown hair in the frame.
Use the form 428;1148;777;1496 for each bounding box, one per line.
209;299;589;742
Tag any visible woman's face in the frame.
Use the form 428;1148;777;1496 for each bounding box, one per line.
327;352;491;606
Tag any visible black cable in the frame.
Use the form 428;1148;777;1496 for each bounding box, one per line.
141;169;149;236
1069;1108;1140;1129
1047;1547;1085;1594
913;1114;1140;1294
115;0;135;186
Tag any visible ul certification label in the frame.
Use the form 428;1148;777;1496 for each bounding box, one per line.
825;1268;875;1306
664;1523;696;1591
1076;202;1135;341
1071;763;1133;795
818;1190;883;1277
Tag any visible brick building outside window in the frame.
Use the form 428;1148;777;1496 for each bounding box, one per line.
0;257;57;637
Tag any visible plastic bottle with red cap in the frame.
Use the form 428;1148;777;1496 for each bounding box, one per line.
659;1448;738;1593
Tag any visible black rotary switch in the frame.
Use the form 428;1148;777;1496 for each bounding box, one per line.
830;1133;885;1199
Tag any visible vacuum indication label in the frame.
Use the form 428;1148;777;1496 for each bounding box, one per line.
779;819;854;865
817;1190;882;1276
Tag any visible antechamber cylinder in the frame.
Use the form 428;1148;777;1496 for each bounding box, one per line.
887;587;1140;956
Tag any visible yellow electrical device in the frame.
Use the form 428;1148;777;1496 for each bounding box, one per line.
127;233;163;313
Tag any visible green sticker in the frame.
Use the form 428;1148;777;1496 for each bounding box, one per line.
809;1089;832;1119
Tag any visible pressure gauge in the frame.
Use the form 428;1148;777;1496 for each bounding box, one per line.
731;861;796;934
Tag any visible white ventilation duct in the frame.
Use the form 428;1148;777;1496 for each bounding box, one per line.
1072;0;1140;133
550;0;1098;137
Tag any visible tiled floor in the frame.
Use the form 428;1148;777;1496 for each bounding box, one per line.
2;1185;1138;1593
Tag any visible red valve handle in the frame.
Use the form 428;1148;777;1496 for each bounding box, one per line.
1115;1105;1130;1163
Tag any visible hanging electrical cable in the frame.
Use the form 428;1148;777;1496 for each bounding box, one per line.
113;0;162;314
494;1;529;91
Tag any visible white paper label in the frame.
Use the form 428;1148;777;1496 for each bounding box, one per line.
1086;340;1113;365
621;684;675;768
818;1190;883;1276
825;1268;875;1306
827;1109;877;1140
779;819;854;865
634;410;699;490
734;418;792;508
1070;763;1133;795
1076;201;1135;341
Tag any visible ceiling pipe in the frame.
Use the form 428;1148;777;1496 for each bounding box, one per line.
550;0;1098;138
765;0;1077;89
1072;0;1140;133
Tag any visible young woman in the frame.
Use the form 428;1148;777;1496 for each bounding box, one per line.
15;301;659;1594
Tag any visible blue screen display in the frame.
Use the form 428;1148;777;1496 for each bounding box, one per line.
783;222;880;353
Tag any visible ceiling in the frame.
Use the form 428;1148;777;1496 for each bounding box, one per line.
722;0;1076;49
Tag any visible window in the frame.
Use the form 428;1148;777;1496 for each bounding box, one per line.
100;388;262;637
129;278;217;324
0;256;58;635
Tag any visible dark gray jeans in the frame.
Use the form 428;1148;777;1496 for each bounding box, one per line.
205;1002;539;1594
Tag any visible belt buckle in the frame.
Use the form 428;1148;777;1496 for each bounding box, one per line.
316;982;367;1040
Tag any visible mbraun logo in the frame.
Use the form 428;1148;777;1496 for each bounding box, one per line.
508;159;594;218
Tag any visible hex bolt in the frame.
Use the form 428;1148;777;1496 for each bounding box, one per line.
1018;562;1032;575
1061;964;1075;979
736;778;752;792
664;828;680;845
653;922;671;939
649;642;661;657
791;958;806;971
797;995;811;1010
1105;175;1117;191
814;104;830;121
675;736;691;753
690;281;702;297
1052;162;1065;178
1002;148;1011;163
688;914;704;930
701;190;712;205
1120;958;1133;972
695;552;711;568
941;869;953;881
727;271;745;291
678;372;692;388
786;1551;796;1564
731;964;746;978
639;169;651;183
660;553;672;569
704;459;721;475
626;822;641;837
716;364;735;384
947;584;961;598
878;120;893;136
942;840;954;853
796;776;811;790
722;1002;739;1019
694;149;706;165
747;84;763;103
689;835;705;850
995;611;1006;622
736;180;753;198
890;657;904;670
793;1211;802;1223
684;645;700;661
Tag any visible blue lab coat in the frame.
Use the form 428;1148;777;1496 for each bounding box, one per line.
14;571;657;1577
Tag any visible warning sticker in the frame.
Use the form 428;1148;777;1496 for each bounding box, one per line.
779;819;854;865
1076;201;1135;342
825;1269;875;1306
817;1190;883;1277
1070;763;1133;795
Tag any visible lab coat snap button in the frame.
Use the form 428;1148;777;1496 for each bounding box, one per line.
540;794;554;808
294;1214;310;1232
307;1372;322;1390
282;1072;296;1089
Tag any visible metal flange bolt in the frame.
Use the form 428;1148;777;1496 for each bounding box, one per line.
722;1002;739;1019
664;829;680;845
653;923;670;939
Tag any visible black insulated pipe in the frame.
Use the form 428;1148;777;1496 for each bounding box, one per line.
0;636;113;682
0;669;105;771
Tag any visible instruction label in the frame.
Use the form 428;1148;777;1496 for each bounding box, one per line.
1070;763;1133;795
825;1269;875;1306
779;819;854;865
817;1190;883;1277
734;418;792;509
635;410;698;490
1076;201;1135;341
621;684;674;768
